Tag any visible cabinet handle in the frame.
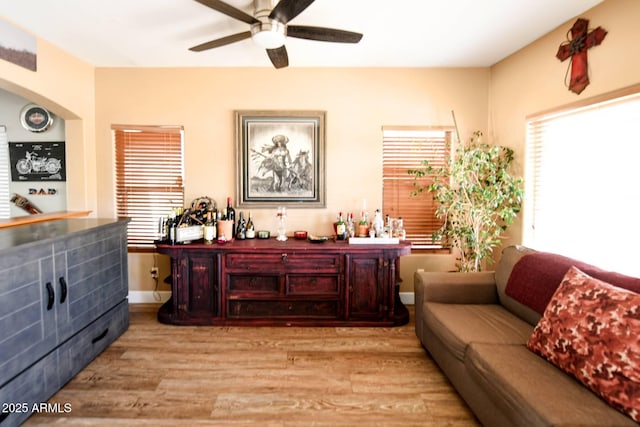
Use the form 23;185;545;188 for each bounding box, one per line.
281;253;288;263
59;277;67;304
46;282;54;310
91;328;109;344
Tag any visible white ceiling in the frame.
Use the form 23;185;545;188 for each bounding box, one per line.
0;0;603;68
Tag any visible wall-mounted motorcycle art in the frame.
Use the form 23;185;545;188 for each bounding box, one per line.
9;141;66;182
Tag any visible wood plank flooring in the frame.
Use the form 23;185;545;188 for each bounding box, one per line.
24;304;479;426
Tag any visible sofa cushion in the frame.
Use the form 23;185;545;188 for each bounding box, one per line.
527;266;640;422
466;343;638;427
505;252;640;315
423;302;533;362
494;245;541;325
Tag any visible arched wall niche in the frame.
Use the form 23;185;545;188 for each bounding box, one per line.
0;76;95;215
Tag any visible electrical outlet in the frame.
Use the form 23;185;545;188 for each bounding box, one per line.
150;267;159;279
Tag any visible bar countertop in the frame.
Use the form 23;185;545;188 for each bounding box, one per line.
0;218;128;253
0;210;92;229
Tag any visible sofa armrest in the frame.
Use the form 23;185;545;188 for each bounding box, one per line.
414;271;498;341
414;271;498;305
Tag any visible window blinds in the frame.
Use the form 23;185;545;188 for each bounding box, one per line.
382;127;451;249
525;89;640;276
113;125;184;250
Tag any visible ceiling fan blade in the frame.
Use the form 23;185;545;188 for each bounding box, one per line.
287;26;363;43
193;0;259;25
189;31;251;52
269;0;315;24
266;45;289;69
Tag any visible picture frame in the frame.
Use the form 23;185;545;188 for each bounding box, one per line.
9;141;66;182
235;110;326;208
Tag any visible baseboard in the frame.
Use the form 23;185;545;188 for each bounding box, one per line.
399;292;414;305
128;290;171;304
128;290;414;306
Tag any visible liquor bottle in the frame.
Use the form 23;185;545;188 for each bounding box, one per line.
158;215;168;242
168;209;177;245
203;208;215;244
235;211;247;240
226;197;236;237
347;212;355;238
336;212;347;240
245;212;255;239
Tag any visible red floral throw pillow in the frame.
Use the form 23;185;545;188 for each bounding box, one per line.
527;266;640;422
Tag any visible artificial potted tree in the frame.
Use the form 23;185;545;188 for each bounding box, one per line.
409;114;524;272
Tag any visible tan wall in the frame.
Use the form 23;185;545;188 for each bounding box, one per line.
488;0;640;248
5;0;636;296
94;67;489;292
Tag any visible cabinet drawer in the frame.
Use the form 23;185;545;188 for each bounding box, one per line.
225;253;342;272
227;300;338;318
227;275;279;293
287;275;339;295
58;299;129;382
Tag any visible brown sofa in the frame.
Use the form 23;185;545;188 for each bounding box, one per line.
414;245;638;427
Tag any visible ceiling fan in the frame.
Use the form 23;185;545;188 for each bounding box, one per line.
189;0;363;69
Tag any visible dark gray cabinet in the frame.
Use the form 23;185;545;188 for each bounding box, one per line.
0;219;129;427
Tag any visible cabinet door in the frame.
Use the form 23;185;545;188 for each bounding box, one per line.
0;245;57;388
179;254;219;316
54;223;129;343
347;254;389;320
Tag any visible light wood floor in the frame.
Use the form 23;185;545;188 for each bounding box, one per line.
25;304;479;426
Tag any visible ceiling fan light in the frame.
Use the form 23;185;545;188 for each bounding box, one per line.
251;21;286;49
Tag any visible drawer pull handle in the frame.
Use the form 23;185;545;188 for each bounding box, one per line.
281;253;288;263
59;277;68;304
91;328;109;344
46;282;54;310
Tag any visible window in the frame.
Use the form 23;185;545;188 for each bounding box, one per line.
382;126;452;249
113;125;184;251
525;87;640;277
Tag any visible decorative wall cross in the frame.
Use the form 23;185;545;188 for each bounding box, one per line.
556;18;607;95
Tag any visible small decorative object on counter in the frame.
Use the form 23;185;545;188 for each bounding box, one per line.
372;209;384;237
257;230;270;239
358;211;369;237
10;193;42;215
294;230;307;240
276;206;287;241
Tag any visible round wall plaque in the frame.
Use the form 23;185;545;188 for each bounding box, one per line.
20;104;54;133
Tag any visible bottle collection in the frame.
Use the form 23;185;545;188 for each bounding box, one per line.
158;197;406;245
334;208;406;241
158;196;256;245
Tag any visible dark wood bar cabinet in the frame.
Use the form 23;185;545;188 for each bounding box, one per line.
156;238;411;327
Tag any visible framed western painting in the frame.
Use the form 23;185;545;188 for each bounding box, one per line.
235;110;326;208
